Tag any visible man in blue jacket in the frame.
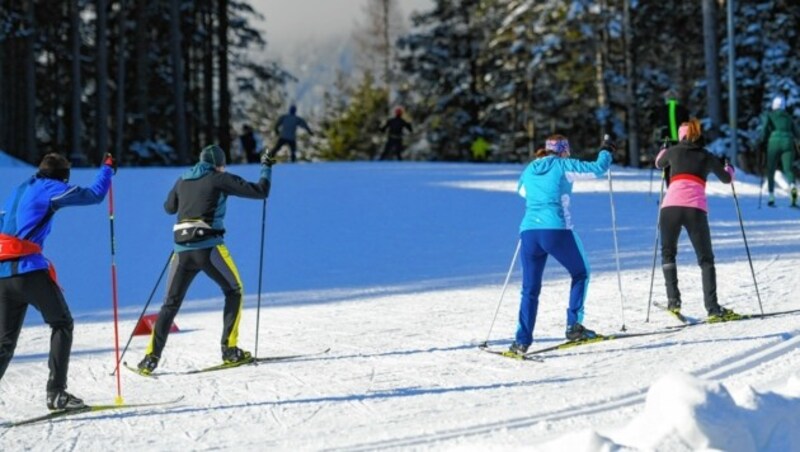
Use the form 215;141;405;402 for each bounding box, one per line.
0;152;115;410
269;105;314;163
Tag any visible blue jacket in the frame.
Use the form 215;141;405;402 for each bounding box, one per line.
517;151;611;232
0;166;113;277
275;113;312;141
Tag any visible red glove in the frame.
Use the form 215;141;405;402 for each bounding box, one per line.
104;153;117;174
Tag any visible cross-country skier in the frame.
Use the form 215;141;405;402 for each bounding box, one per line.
758;96;799;207
379;107;413;161
655;119;740;321
0;152;115;410
268;105;313;163
136;145;273;375
507;135;613;356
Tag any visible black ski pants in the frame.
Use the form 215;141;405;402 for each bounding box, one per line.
0;270;74;392
270;138;298;162
380;138;404;161
659;206;720;313
146;245;243;359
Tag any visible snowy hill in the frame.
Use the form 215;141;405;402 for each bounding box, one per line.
1;161;799;450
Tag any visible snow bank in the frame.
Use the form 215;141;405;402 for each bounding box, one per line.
540;371;800;451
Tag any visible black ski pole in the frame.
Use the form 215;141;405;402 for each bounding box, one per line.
480;239;521;348
757;146;765;209
729;170;765;316
604;135;626;331
254;197;268;360
110;251;173;375
646;172;666;322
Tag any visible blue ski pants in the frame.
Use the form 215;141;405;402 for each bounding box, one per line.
515;229;590;346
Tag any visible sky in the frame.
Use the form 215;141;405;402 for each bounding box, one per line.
250;0;433;57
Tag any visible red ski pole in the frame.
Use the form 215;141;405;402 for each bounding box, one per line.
108;179;124;405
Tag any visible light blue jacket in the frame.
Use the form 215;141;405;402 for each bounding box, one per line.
517;151;611;232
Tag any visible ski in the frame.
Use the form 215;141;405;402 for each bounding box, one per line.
184;348;332;375
1;395;184;428
479;346;544;362
665;307;800;329
522;329;679;357
653;302;695;324
122;361;158;378
125;348;332;377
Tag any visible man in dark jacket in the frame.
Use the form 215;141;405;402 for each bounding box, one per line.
136;145;273;375
269;105;313;163
0;152;115;410
379;107;413;161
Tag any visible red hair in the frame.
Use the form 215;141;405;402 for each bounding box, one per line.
680;118;702;142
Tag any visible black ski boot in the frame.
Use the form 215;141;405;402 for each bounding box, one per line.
507;342;529;356
707;306;743;323
222;346;252;364
137;354;159;375
565;323;598;341
46;391;86;411
667;299;681;315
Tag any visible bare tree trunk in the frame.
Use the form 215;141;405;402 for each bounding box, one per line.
96;0;110;163
382;0;390;90
70;0;85;165
134;1;151;142
218;0;231;160
623;0;640;166
702;0;722;138
203;1;215;145
114;0;127;162
25;0;37;161
170;0;189;163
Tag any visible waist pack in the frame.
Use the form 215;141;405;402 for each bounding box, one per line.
0;233;42;261
173;220;224;244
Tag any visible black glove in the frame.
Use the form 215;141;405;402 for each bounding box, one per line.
103;153;117;174
260;153;276;167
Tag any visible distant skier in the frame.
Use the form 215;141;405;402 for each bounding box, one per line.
379;107;413;161
269;105;313;163
655;119;739;321
136;145;273;375
758;96;799;207
0;152;115;410
507;135;613;356
236;124;264;164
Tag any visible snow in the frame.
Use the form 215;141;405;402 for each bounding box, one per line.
1;160;799;450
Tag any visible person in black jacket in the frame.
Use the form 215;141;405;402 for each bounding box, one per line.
379;107;413;161
654;119;739;322
135;145;273;375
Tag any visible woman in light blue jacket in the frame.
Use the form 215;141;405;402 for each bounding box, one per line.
509;135;612;355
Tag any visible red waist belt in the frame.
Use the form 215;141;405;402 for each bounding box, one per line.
669;173;706;187
0;233;42;261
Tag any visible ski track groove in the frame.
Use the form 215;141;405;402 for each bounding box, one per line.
331;325;800;451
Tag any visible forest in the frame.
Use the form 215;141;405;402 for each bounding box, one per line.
1;0;798;169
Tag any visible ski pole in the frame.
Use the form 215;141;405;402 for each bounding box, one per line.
480;239;521;348
729;171;765;315
111;251;173;375
757;147;764;209
607;164;627;331
254;197;268;360
646;172;666;322
107;179;124;405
